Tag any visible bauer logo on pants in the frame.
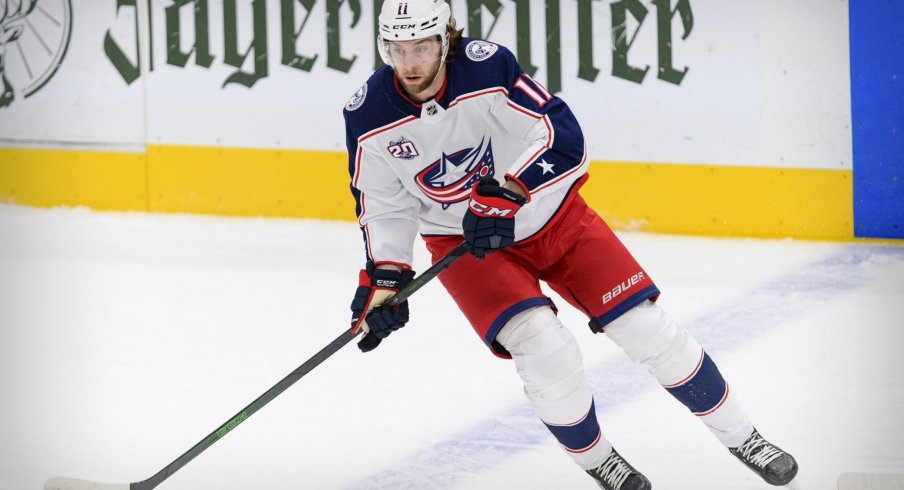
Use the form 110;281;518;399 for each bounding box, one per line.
602;272;645;304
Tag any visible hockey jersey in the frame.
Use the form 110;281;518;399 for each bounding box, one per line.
344;38;589;268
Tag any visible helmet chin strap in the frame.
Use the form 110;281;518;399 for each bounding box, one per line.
425;45;449;92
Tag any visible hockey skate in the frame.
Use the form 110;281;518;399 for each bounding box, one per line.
729;429;798;486
586;448;652;490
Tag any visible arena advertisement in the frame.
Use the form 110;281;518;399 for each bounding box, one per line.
1;0;891;239
0;0;851;167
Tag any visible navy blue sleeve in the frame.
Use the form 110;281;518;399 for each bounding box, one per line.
495;47;587;195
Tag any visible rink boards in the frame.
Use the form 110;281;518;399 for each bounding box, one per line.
0;145;851;239
0;0;897;240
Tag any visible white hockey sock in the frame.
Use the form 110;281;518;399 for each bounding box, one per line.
496;307;610;469
603;301;753;447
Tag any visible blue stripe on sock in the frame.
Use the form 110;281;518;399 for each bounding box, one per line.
664;352;727;414
543;400;601;452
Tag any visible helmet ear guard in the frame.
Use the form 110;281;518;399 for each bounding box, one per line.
378;0;451;68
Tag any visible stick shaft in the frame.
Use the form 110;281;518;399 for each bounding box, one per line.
128;242;468;490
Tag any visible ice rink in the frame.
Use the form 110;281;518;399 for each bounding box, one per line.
1;204;902;490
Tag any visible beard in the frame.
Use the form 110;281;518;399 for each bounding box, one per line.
396;58;443;99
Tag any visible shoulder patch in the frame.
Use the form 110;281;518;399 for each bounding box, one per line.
345;83;368;111
465;40;499;62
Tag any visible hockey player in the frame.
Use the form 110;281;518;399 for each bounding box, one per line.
343;1;798;488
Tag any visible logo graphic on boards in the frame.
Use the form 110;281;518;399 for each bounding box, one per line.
415;137;495;209
0;0;72;109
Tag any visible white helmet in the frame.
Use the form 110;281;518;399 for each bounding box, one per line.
378;0;452;67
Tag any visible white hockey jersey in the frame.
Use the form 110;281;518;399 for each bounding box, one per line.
344;38;589;268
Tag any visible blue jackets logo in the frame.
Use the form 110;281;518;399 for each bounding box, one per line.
465;40;498;62
415;137;495;209
345;83;367;111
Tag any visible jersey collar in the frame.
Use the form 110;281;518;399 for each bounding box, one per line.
390;70;449;112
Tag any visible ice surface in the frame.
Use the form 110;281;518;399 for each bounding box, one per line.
43;477;129;490
837;472;904;490
1;204;902;490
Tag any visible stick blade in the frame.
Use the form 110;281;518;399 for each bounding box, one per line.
44;477;130;490
838;472;904;490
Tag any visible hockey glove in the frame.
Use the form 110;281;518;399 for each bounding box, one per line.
350;262;415;352
462;177;527;259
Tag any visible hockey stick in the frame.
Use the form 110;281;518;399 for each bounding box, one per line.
44;242;470;490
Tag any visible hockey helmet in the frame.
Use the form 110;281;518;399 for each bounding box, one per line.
378;0;451;68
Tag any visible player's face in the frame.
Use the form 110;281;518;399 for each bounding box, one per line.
387;37;444;96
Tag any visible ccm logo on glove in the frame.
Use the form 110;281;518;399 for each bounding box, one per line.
468;199;517;217
374;278;402;288
462;177;528;259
